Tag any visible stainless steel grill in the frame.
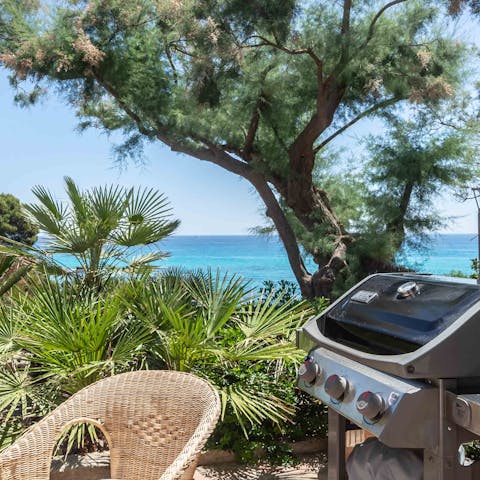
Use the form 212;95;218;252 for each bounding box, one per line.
296;273;480;479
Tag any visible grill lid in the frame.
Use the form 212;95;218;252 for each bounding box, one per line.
322;274;480;354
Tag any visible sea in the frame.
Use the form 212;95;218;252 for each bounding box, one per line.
158;234;478;285
48;234;478;286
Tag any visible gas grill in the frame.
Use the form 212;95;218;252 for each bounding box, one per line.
296;273;480;480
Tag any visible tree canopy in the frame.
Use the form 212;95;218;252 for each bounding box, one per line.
0;193;38;246
1;0;478;296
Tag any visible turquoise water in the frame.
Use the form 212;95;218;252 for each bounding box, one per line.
49;234;478;284
399;234;478;277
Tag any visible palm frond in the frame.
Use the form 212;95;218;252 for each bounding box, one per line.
53;422;102;458
88;184;128;226
237;290;313;340
0;367;38;424
0;304;23;357
125;188;175;223
185;269;250;338
219;383;294;436
229;342;302;362
64;176;89;226
124;251;167;269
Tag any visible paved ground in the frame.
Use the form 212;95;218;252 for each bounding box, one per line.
193;454;328;480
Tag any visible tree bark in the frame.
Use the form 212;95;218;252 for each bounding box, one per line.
387;180;414;249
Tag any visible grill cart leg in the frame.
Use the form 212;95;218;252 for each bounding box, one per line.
328;408;347;480
424;380;473;480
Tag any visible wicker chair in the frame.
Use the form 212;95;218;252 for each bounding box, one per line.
0;370;221;480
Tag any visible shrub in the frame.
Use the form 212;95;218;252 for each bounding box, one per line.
0;271;329;464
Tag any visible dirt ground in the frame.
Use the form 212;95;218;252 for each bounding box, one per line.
193;454;328;480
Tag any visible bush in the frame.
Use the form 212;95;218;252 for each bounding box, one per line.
0;193;38;246
0;272;330;464
202;279;328;464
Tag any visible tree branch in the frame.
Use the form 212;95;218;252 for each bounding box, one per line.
92;72;156;138
93;70;251;177
92;69;313;294
245;35;323;68
313;96;401;153
243;103;261;158
242;65;275;158
362;0;408;48
341;0;353;34
165;45;178;85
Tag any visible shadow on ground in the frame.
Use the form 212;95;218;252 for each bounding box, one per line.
195;454;327;480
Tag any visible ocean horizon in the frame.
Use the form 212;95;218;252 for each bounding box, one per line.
45;233;479;285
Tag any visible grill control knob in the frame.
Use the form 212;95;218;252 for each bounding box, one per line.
397;281;419;299
324;374;348;400
356;391;386;420
298;356;321;384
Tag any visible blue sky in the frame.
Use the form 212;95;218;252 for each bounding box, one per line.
0;70;264;235
0;17;478;236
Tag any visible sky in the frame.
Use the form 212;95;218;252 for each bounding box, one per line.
0;12;479;235
0;71;264;235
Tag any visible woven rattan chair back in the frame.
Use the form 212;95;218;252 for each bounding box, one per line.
0;370;220;480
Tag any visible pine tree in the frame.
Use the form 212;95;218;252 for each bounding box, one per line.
1;0;477;296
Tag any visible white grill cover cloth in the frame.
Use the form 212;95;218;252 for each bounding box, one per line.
346;437;423;480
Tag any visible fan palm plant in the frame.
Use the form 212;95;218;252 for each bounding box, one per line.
15;278;152;394
122;269;313;435
0;276;153;453
0;300;57;451
24;177;179;288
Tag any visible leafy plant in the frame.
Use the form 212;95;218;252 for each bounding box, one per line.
449;258;479;279
25;177;179;288
15;277;151;394
123;269;314;436
0;193;38;246
0;269;327;463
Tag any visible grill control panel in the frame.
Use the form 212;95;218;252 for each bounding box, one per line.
297;347;438;447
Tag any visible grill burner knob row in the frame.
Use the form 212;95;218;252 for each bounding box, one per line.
298;356;322;384
356;391;386;420
324;374;348;400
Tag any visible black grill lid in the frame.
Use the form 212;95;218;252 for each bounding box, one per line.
297;274;480;378
321;274;480;354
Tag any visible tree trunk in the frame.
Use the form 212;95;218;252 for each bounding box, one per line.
386;180;415;250
247;173;315;296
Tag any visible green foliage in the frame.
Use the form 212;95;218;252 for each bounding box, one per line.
0;193;38;246
25;177;179;287
123;269;313;435
1;1;477;295
262;279;299;304
0;252;33;297
365;109;475;248
449;258;479;279
310;104;480;285
262;279;329;313
15;277;152;394
0;269;325;463
207;361;328;465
